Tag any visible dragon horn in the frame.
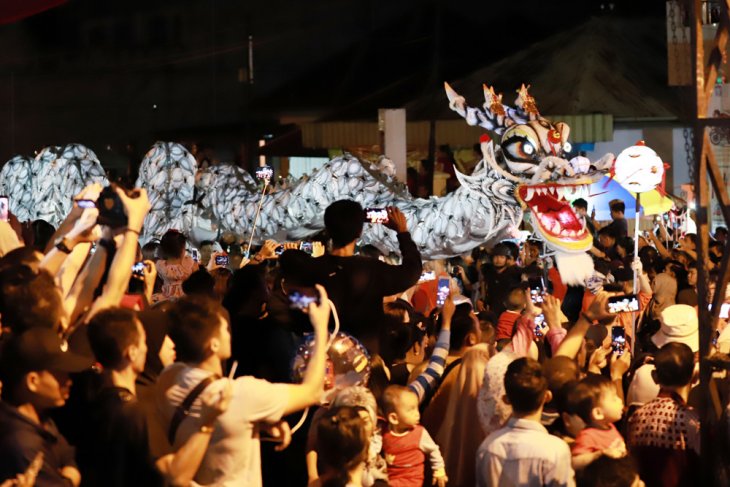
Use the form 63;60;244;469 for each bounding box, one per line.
444;82;466;117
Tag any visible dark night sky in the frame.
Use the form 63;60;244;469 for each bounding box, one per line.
0;0;668;162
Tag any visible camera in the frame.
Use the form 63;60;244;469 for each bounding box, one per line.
97;185;140;228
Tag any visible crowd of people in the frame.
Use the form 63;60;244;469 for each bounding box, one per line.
0;182;726;487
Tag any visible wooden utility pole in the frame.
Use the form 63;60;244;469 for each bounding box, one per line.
688;0;730;483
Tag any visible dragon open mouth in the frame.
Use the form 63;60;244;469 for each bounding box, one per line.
515;184;593;251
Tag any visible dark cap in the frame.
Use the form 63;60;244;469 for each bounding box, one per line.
491;243;512;257
1;328;94;376
611;267;634;283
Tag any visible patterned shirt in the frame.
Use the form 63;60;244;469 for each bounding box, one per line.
628;391;700;487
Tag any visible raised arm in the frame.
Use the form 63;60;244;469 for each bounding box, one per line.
282;285;330;416
86;188;150;319
373;207;423;295
556;292;613;359
408;294;453;403
40;208;99;279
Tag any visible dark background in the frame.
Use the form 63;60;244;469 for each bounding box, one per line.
0;0;666;172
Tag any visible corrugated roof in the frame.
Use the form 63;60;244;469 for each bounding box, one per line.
405;16;681;121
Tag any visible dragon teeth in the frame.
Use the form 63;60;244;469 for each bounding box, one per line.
553;221;562;233
525;188;534;201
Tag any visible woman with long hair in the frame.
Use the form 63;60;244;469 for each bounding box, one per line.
155;230;196;300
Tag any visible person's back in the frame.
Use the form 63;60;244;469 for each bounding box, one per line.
86;386;162;486
628;342;699;487
281;201;421;352
476;358;574;487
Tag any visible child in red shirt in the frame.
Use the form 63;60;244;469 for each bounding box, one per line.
565;375;627;470
495;287;527;342
381;386;447;487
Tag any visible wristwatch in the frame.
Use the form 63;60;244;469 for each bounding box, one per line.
54;236;74;254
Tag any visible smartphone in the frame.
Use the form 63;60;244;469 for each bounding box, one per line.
275;244;285;256
288;288;320;310
607;294;639;314
708;303;730;319
364;208;389;224
713;329;721;346
215;255;229;266
436;277;450;308
75;199;96;209
131;261;146;279
191;249;199;263
528;277;545;304
611;325;626;355
534;314;545;338
255;165;274;181
0;196;8;221
300;241;313;254
419;271;436;283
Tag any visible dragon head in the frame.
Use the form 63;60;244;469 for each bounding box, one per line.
446;82;614;283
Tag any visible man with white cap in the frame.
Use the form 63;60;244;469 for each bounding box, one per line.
626;304;698;409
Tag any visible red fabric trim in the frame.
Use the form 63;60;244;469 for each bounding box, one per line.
0;0;67;25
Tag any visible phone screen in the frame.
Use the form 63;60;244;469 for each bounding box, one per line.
131;261;146;278
75;199;96;209
364;208;389;224
419;271;436;283
611;325;626;355
436;277;450;308
300;242;313;254
607;294;639;314
528;277;545;303
275;245;285;256
215;255;229;266
534;314;545;337
191;249;199;263
0;196;8;222
288;288;320;310
255;165;274;181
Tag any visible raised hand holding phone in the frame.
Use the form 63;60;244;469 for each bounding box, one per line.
584;291;614;324
610;339;631;380
384;206;408;233
436;277;450;308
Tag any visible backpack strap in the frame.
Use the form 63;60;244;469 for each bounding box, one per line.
168;375;219;445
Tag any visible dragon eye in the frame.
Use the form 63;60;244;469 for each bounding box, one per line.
502;136;540;163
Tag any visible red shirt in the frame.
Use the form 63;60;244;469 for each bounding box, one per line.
571;423;625;455
495;311;521;341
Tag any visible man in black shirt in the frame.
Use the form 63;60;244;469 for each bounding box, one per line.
0;327;94;486
481;242;523;317
282;201;422;353
604;199;628;239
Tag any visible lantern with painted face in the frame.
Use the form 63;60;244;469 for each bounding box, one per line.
613;141;664;194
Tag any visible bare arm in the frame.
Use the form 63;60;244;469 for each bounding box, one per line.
66;241;109;324
282;285;330;416
556;292;613;359
648;231;671;259
86;189;150;319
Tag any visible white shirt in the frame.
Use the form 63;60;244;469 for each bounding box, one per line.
156;363;289;486
476;417;575;487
